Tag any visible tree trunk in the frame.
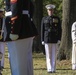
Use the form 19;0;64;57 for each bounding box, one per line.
58;0;76;60
32;0;43;53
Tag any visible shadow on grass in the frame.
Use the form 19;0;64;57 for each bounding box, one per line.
33;55;45;58
5;56;8;58
4;68;10;69
57;68;72;70
34;68;72;71
34;68;46;70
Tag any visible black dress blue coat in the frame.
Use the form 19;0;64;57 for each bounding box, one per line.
5;0;38;41
41;15;62;43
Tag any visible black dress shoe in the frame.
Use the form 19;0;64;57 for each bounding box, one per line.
48;71;55;73
0;66;4;71
1;66;4;69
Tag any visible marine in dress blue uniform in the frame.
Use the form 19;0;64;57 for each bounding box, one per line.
41;4;62;73
4;0;38;75
71;22;76;70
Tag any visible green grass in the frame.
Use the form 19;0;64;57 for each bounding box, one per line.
33;53;76;75
2;48;76;75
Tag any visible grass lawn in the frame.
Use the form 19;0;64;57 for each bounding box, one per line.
2;47;76;75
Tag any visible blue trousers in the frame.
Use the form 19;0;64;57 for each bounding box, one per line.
0;42;5;67
7;37;33;75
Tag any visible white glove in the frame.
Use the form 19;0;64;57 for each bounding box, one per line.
57;40;61;45
42;41;45;45
10;34;19;40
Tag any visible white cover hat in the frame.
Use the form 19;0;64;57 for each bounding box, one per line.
45;4;55;10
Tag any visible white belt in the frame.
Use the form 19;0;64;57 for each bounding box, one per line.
22;10;30;17
5;11;12;16
5;10;30;17
22;10;29;14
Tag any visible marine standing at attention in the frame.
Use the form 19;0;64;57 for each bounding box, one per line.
41;4;62;73
5;0;38;75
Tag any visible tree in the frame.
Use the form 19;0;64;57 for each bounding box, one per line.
0;0;4;8
58;0;76;60
32;0;43;52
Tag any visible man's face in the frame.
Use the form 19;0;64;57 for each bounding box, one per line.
0;12;4;18
47;9;54;16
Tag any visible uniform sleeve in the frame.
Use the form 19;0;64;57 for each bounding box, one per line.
10;0;18;18
0;18;3;40
41;17;44;42
58;18;62;40
10;0;21;34
5;0;10;11
71;22;76;42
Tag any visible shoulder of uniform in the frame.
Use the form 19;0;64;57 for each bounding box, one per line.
72;22;76;25
42;16;47;20
72;22;76;28
43;16;48;18
71;22;76;32
10;0;17;3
